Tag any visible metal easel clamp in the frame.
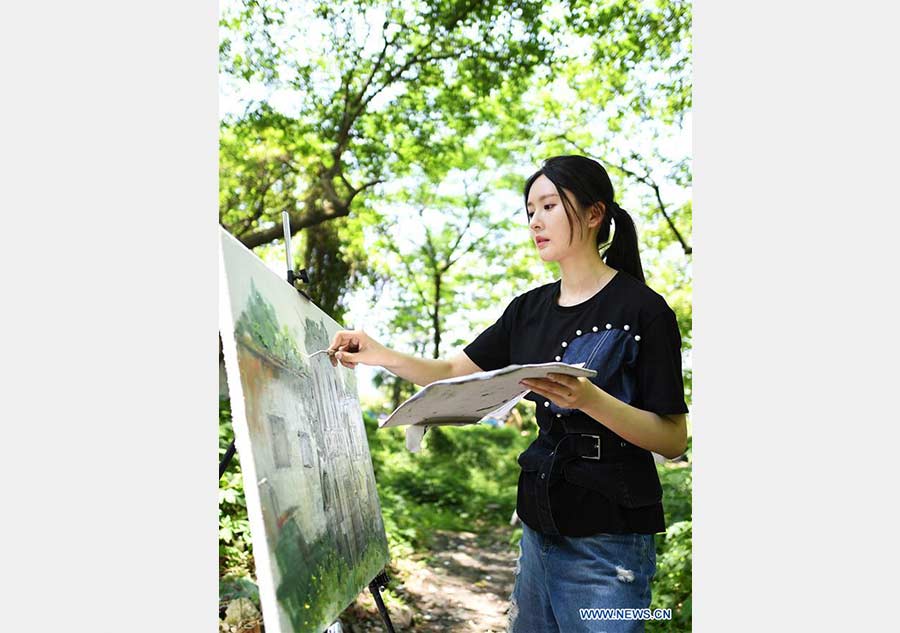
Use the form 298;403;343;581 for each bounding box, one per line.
283;211;312;300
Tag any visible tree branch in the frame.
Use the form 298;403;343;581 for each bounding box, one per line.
441;187;480;272
374;224;429;306
615;152;692;256
237;193;345;250
556;134;692;256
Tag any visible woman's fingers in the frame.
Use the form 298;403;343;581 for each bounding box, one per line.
328;331;352;366
329;330;353;348
329;331;363;352
326;329;374;370
329;332;346;351
546;372;575;386
521;378;566;400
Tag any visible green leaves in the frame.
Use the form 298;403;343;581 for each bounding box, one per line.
650;519;693;631
218;3;693;390
363;409;534;551
218;0;554;244
218;0;694;508
649;462;693;631
219;398;254;578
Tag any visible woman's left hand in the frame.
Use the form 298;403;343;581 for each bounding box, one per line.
519;373;598;410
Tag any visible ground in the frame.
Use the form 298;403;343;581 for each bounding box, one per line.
342;529;519;633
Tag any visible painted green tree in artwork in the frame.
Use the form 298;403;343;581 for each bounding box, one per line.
273;515;389;633
234;280;306;372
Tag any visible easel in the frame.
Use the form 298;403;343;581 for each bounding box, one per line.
219;213;398;633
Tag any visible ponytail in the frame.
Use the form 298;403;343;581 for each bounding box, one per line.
602;202;645;283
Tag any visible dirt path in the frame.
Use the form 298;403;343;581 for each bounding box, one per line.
344;529;519;632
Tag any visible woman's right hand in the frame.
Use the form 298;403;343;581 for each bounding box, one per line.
327;329;389;369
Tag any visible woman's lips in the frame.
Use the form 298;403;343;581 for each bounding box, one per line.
536;238;549;248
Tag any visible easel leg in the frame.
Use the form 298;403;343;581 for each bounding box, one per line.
368;570;397;633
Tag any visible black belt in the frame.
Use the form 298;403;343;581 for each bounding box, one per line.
569;433;603;460
532;433;606;535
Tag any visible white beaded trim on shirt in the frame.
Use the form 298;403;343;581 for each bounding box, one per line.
546;322;643;418
552;323;642;376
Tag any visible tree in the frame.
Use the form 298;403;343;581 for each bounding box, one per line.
219;0;555;241
218;0;694;371
364;165;535;408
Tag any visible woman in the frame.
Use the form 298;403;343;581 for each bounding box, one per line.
327;155;689;632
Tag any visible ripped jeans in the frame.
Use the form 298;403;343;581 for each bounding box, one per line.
508;522;656;633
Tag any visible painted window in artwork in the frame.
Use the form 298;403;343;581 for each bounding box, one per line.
298;431;314;468
268;414;291;468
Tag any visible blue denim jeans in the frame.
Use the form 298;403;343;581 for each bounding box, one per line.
508;523;656;632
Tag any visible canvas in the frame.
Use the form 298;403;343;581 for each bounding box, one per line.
218;227;390;633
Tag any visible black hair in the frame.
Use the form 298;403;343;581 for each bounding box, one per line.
523;155;645;283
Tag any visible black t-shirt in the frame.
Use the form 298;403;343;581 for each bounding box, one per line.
463;271;689;536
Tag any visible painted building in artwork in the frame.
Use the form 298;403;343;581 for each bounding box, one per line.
234;335;383;567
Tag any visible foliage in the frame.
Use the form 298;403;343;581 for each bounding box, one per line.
366;162;540;407
218;0;693;329
650;463;693;630
218;0;557;316
300;217;367;324
649;520;692;631
219;398;254;580
363;408;536;555
220;575;260;606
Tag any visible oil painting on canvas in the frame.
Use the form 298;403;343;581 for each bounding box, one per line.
218;227;389;633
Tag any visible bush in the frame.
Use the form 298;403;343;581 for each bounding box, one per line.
363;410;534;549
219;398;254;579
219;398;258;620
649;462;693;631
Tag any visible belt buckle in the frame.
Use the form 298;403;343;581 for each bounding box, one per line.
581;434;601;460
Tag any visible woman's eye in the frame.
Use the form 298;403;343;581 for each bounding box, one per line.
544;204;554;211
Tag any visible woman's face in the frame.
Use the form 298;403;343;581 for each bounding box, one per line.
526;174;583;262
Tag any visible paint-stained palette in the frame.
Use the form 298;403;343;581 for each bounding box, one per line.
218;227;389;633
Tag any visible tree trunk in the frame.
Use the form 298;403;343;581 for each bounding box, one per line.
432;273;442;359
